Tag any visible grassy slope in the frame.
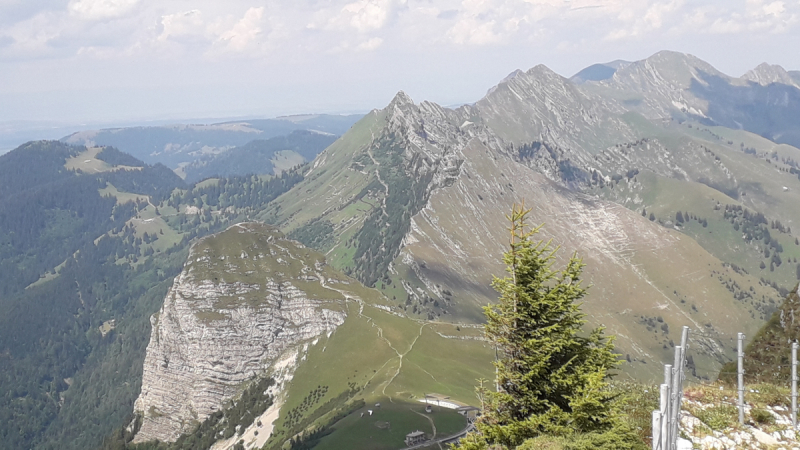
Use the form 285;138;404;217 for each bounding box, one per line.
394;137;771;382
260;109;386;234
606;171;800;291
313;400;465;450
591;115;800;292
262;266;493;450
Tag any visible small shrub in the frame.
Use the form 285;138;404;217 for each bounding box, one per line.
518;428;645;450
750;408;775;425
694;405;738;431
518;436;568;449
611;381;659;444
751;383;790;408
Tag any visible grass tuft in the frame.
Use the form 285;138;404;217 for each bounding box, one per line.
750;408;775;425
693;405;738;431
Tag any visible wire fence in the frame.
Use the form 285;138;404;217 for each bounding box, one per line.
652;328;800;450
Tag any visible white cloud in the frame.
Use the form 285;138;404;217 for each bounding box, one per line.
0;11;67;57
709;16;745;33
319;0;396;33
1;0;799;62
447;17;502;45
603;0;685;41
762;1;786;15
216;7;265;52
158;10;205;42
357;36;383;50
678;0;799;35
68;0;140;21
343;0;390;32
643;0;684;29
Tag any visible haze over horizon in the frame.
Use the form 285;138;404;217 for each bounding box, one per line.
1;0;799;126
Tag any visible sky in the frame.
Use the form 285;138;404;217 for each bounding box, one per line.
1;0;799;126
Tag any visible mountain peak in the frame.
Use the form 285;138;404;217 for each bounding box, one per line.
501;69;524;83
570;60;632;84
484;64;564;98
643;50;719;75
485;69;525;95
742;62;798;87
607;50;726;93
526;64;559;77
389;90;415;107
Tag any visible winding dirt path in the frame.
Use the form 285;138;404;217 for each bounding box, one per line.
412;409;437;439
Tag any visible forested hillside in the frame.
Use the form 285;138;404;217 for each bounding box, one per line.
0;141;306;450
182;130;337;183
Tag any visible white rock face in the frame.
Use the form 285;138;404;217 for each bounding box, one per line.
132;223;346;443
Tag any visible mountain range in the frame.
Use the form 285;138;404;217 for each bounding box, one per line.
2;50;800;450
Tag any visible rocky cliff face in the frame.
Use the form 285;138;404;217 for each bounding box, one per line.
132;223;346;443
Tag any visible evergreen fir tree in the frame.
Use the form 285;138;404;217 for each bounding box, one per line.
459;203;636;449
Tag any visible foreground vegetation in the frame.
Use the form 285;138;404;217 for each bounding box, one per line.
459;204;644;450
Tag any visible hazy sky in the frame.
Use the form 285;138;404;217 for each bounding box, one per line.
1;0;799;124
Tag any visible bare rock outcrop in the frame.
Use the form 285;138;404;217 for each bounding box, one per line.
132;223;346;443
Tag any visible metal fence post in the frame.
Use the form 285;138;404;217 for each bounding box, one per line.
671;326;689;446
658;383;669;450
663;364;672;448
738;332;745;424
671;346;683;449
793;341;798;429
652;410;662;450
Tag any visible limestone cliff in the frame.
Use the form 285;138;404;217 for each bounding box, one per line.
132;223;346;443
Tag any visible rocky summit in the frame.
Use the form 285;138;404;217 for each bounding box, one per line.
132;223;347;442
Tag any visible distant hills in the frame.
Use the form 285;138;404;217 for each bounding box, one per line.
180;130;338;183
62;114;362;173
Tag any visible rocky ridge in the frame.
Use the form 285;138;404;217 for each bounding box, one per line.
132;223;347;443
264;50;800;380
